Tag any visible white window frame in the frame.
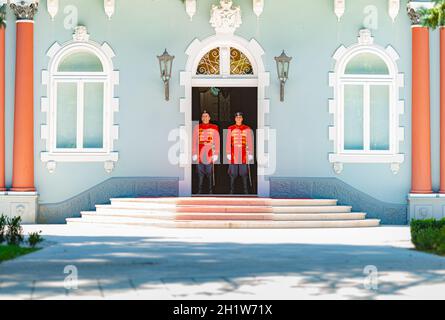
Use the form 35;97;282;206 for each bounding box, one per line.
41;27;120;173
328;29;405;174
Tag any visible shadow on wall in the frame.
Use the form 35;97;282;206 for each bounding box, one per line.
270;177;408;225
0;236;444;299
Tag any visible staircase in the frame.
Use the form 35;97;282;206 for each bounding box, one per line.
66;197;380;229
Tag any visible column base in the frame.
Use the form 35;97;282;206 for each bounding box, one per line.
408;194;445;221
9;187;36;192
0;192;38;224
410;189;434;194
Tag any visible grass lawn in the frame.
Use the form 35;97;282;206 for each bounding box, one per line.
0;245;40;263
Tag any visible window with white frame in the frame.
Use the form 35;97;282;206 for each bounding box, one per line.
55;51;106;151
329;29;404;174
41;26;119;173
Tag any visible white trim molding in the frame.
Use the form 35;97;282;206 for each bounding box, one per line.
328;29;405;174
180;33;271;197
41;26;120;173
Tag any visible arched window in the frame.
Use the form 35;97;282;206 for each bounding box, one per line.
329;30;404;174
41;26;119;173
196;46;254;76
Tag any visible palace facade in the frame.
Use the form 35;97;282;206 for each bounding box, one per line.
0;0;442;225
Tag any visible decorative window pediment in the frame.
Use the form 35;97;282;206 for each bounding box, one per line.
328;29;405;174
41;26;120;173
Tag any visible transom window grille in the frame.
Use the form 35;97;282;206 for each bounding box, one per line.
196;47;254;76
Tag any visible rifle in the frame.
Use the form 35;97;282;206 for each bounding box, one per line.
247;146;253;188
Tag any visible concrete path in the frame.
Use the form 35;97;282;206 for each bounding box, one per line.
0;225;444;300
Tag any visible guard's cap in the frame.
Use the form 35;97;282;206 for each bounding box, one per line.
234;112;244;117
201;110;210;116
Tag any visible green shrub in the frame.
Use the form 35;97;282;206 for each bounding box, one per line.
410;218;445;255
0;214;6;244
27;231;43;248
5;216;23;246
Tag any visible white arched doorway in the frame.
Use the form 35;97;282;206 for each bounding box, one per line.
179;34;271;197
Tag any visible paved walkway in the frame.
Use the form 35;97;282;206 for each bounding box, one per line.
0;225;444;300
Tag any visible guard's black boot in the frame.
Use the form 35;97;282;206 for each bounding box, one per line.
242;177;249;194
229;177;236;194
208;176;214;194
197;176;205;194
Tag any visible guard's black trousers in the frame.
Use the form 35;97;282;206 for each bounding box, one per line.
228;164;249;194
197;164;213;194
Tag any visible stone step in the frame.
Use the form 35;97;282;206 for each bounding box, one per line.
67;216;380;229
110;197;338;207
97;204;352;214
81;211;367;221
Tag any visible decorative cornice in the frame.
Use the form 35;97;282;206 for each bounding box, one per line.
10;1;39;21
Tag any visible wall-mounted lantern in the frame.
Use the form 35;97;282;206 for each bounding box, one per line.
47;0;58;20
157;49;175;101
185;0;197;21
104;0;115;20
274;50;292;102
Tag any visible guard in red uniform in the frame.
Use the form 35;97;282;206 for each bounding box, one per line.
192;111;220;194
225;112;254;194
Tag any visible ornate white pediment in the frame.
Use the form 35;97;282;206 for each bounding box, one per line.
210;0;242;35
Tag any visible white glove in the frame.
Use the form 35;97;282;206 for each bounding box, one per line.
192;155;198;162
248;155;254;162
212;155;218;162
227;154;232;161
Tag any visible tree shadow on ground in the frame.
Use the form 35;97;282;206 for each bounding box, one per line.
0;234;444;299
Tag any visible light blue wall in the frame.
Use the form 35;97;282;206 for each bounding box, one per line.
3;0;441;205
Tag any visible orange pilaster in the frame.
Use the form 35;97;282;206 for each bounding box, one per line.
411;26;432;194
440;27;445;193
11;21;35;192
0;26;5;191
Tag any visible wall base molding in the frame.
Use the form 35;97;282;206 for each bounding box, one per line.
408;194;445;221
270;177;407;225
38;177;179;224
0;193;38;224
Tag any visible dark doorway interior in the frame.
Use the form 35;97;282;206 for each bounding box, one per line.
192;87;258;195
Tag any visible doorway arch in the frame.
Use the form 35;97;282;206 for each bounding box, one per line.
179;34;271;197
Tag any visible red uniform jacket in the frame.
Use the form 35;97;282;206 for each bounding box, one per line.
192;123;220;164
226;124;254;164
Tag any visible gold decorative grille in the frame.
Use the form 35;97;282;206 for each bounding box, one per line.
197;48;220;75
230;48;253;75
